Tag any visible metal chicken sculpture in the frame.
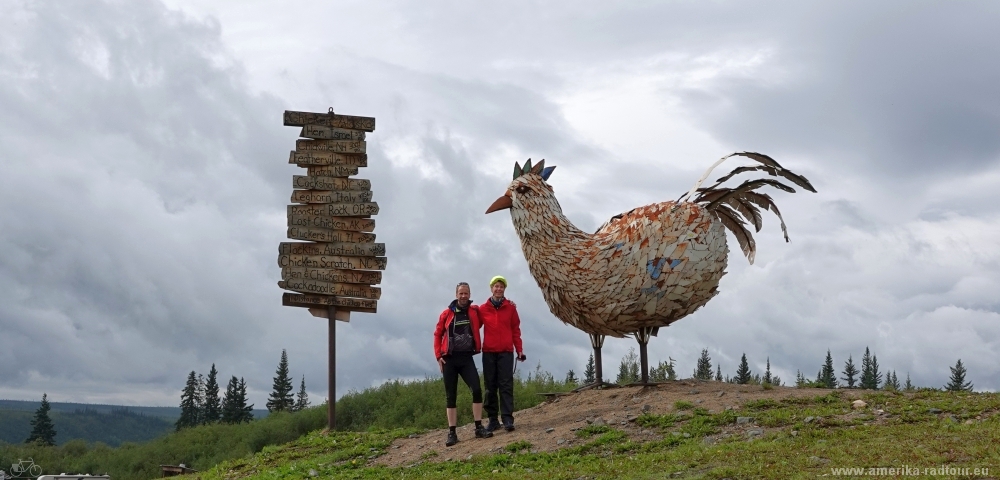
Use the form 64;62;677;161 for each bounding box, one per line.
486;152;815;385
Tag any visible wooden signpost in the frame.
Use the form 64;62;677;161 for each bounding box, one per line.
279;109;382;431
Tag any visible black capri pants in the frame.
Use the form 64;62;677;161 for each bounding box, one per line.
443;354;482;408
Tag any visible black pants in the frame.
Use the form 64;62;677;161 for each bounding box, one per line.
443;354;482;408
482;352;515;421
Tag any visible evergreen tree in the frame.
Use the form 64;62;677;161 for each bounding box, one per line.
694;349;713;380
884;370;900;391
293;375;310;411
870;354;882;390
564;369;578;386
176;371;201;430
860;347;879;390
771;376;783;387
715;364;723;382
221;375;241;424
821;350;837;388
202;364;221;424
944;359;973;392
616;348;640;384
583;353;596;384
195;373;206;423
763;357;773;385
267;349;295;412
904;373;914;391
841;354;859;388
25;393;56;446
238;377;255;422
735;353;752;384
795;370;805;387
649;358;677;382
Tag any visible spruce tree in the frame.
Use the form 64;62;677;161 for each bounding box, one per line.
294;376;310;411
821;350;837;388
735;353;752;384
860;347;875;389
715;364;722;382
944;359;973;392
202;364;221;424
841;354;859;388
565;369;578;386
25;393;56;446
221;375;241;424
176;371;201;430
267;349;295;412
763;357;773;385
650;358;677;382
795;370;805;387
238;377;255;422
195;373;206;424
904;373;914;391
583;353;596;384
694;349;713;380
870;354;882;390
884;370;900;391
616;348;639;384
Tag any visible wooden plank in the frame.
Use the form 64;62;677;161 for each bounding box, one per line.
287;215;376;232
287;226;375;243
282;267;382;285
278;254;387;270
287;202;379;217
306;165;361;177
309;308;357;321
291;190;373;204
279;241;386;257
293;176;370;191
284;111;376;132
289;151;367;167
279;279;381;299
283;292;377;312
301;125;366;141
296;139;366;154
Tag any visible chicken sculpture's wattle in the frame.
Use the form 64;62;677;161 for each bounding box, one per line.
486;153;815;385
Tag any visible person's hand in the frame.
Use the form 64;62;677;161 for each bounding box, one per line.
438;357;446;372
517;353;526;362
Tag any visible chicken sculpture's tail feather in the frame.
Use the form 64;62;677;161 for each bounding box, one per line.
685;152;815;264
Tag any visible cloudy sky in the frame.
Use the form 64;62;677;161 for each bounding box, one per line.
1;0;998;408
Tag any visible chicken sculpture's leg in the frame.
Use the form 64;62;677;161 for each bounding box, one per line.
590;333;605;387
635;326;659;384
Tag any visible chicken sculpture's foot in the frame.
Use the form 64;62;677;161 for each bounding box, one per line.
634;326;659;385
573;333;608;392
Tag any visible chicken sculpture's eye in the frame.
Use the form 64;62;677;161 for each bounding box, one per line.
515;185;530;194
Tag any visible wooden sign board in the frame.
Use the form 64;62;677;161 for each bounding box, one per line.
278;254;388;270
301;125;366;141
289;151;367;167
296;139;365;154
282;267;382;285
287;226;375;243
302;165;360;178
283;292;377;312
287;202;379;217
291;190;373;204
287;215;376;232
293;176;370;191
279;279;381;299
284;111;376;132
279;241;386;257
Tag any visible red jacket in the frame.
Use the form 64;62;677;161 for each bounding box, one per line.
477;297;523;354
433;303;483;359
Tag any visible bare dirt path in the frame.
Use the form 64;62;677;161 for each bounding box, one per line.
373;380;862;467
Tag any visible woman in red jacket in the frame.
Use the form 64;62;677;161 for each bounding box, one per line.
433;282;493;446
478;275;526;432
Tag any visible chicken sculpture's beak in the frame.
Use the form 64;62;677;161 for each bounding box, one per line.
485;192;513;214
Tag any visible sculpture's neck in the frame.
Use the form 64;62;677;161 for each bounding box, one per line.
510;198;587;242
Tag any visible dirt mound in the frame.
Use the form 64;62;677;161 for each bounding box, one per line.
373;380;859;467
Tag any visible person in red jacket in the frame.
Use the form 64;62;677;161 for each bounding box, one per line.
478;275;525;432
433;282;493;446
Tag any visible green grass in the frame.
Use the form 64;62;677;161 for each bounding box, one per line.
177;390;1000;480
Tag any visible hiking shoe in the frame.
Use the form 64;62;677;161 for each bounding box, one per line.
503;419;515;432
486;418;502;432
446;430;459;446
475;426;494;438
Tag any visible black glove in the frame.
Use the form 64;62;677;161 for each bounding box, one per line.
517;353;526;362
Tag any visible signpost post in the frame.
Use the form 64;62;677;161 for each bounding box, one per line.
279;109;380;431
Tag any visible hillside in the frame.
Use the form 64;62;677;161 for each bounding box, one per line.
186;381;1000;479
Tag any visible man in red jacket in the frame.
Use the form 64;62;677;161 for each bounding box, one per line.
478;275;525;432
434;282;493;446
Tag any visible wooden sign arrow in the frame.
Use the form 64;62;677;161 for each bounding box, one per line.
291;190;373;204
301;125;366;141
287;216;376;233
296;139;365;154
283;292;377;312
306;165;361;177
279;279;381;299
293;176;370;191
289;151;367;167
278;255;387;270
284;111;376;132
279;242;386;257
287;227;376;243
287;203;379;217
282;267;382;285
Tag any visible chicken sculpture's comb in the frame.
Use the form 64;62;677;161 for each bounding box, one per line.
513;158;556;181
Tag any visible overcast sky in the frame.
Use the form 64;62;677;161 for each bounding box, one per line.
1;0;998;408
